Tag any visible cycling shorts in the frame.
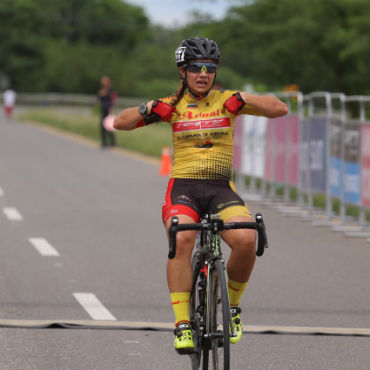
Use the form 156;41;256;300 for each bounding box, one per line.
162;178;252;224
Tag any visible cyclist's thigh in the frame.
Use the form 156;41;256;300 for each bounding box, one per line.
208;180;252;221
208;181;255;246
162;178;201;225
162;178;200;244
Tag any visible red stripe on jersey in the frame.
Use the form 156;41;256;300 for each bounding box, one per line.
173;117;230;133
201;118;230;129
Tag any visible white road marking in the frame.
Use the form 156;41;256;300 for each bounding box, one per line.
28;238;60;256
0;186;4;196
73;293;116;321
3;207;23;221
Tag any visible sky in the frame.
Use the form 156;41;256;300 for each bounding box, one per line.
125;0;241;28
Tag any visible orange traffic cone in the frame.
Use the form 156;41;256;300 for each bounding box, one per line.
159;146;172;176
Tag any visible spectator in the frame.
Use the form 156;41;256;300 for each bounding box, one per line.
3;89;16;119
97;76;117;148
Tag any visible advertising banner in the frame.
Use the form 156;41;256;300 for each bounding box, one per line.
264;116;286;183
343;121;361;205
253;116;267;178
329;119;342;198
300;117;327;192
233;115;243;171
264;115;299;185
240;114;256;176
264;118;275;182
286;115;300;186
361;124;370;207
240;115;267;177
274;116;287;184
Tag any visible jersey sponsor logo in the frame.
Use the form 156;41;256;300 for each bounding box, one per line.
178;109;221;120
173;117;231;133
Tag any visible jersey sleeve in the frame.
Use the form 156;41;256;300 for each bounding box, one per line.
222;90;263;116
160;96;175;104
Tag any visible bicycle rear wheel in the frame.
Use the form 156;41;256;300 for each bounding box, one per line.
209;259;230;370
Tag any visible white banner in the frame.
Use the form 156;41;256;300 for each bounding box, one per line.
240;115;267;177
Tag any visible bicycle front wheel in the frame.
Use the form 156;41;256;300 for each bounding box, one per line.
190;249;208;370
209;259;230;370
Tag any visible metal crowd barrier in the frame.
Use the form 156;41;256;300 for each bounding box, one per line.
234;92;370;239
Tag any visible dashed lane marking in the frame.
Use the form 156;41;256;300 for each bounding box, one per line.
0;186;4;196
28;238;60;257
73;293;116;321
3;207;23;221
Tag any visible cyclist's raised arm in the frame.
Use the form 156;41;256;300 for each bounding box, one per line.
223;91;288;118
114;99;177;131
241;92;288;118
113;100;155;131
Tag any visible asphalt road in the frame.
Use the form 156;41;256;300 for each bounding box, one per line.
0;110;369;370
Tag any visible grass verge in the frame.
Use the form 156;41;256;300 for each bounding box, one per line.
17;107;172;158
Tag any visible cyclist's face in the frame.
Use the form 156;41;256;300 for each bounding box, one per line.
179;59;216;95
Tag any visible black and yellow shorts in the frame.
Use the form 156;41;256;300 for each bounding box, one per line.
162;178;252;224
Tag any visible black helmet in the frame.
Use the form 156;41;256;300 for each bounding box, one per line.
175;37;221;66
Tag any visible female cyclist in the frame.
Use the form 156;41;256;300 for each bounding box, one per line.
114;37;288;354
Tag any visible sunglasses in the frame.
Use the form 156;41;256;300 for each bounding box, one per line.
186;62;217;74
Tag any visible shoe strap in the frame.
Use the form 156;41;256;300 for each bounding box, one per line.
174;322;191;335
230;306;241;316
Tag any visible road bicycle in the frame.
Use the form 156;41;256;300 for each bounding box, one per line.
168;213;268;370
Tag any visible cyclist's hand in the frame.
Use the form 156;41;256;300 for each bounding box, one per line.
151;100;176;121
223;92;245;114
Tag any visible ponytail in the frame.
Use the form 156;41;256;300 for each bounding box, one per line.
171;80;187;108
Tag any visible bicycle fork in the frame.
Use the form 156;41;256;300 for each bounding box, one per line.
204;258;235;344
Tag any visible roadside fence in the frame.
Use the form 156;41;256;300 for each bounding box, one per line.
234;91;370;240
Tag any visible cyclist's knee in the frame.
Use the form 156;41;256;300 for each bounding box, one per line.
175;231;196;258
226;229;256;254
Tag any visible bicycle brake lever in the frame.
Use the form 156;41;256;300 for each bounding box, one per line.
168;216;179;259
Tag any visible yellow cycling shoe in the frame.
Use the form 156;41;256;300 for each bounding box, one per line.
230;307;243;344
174;322;194;354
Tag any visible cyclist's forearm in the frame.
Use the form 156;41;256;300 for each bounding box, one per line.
240;92;288;118
113;106;145;131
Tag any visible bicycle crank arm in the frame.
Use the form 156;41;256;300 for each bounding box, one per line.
204;331;224;339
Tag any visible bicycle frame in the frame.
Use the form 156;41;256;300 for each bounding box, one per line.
169;213;268;370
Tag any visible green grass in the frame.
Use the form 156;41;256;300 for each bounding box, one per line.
17;107;172;158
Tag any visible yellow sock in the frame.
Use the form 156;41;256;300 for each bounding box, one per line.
227;279;248;307
170;292;190;325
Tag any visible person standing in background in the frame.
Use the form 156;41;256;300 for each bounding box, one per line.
97;76;117;148
2;89;16;120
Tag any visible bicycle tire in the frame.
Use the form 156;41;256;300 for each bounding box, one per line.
190;246;209;370
209;259;230;370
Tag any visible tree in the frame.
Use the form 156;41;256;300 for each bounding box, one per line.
210;0;369;94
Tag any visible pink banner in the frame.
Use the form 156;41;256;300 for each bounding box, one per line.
264;115;300;185
264;118;275;181
275;116;287;183
361;124;370;207
233;115;243;171
287;115;300;186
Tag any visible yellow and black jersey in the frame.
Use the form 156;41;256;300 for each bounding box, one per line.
160;89;262;181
